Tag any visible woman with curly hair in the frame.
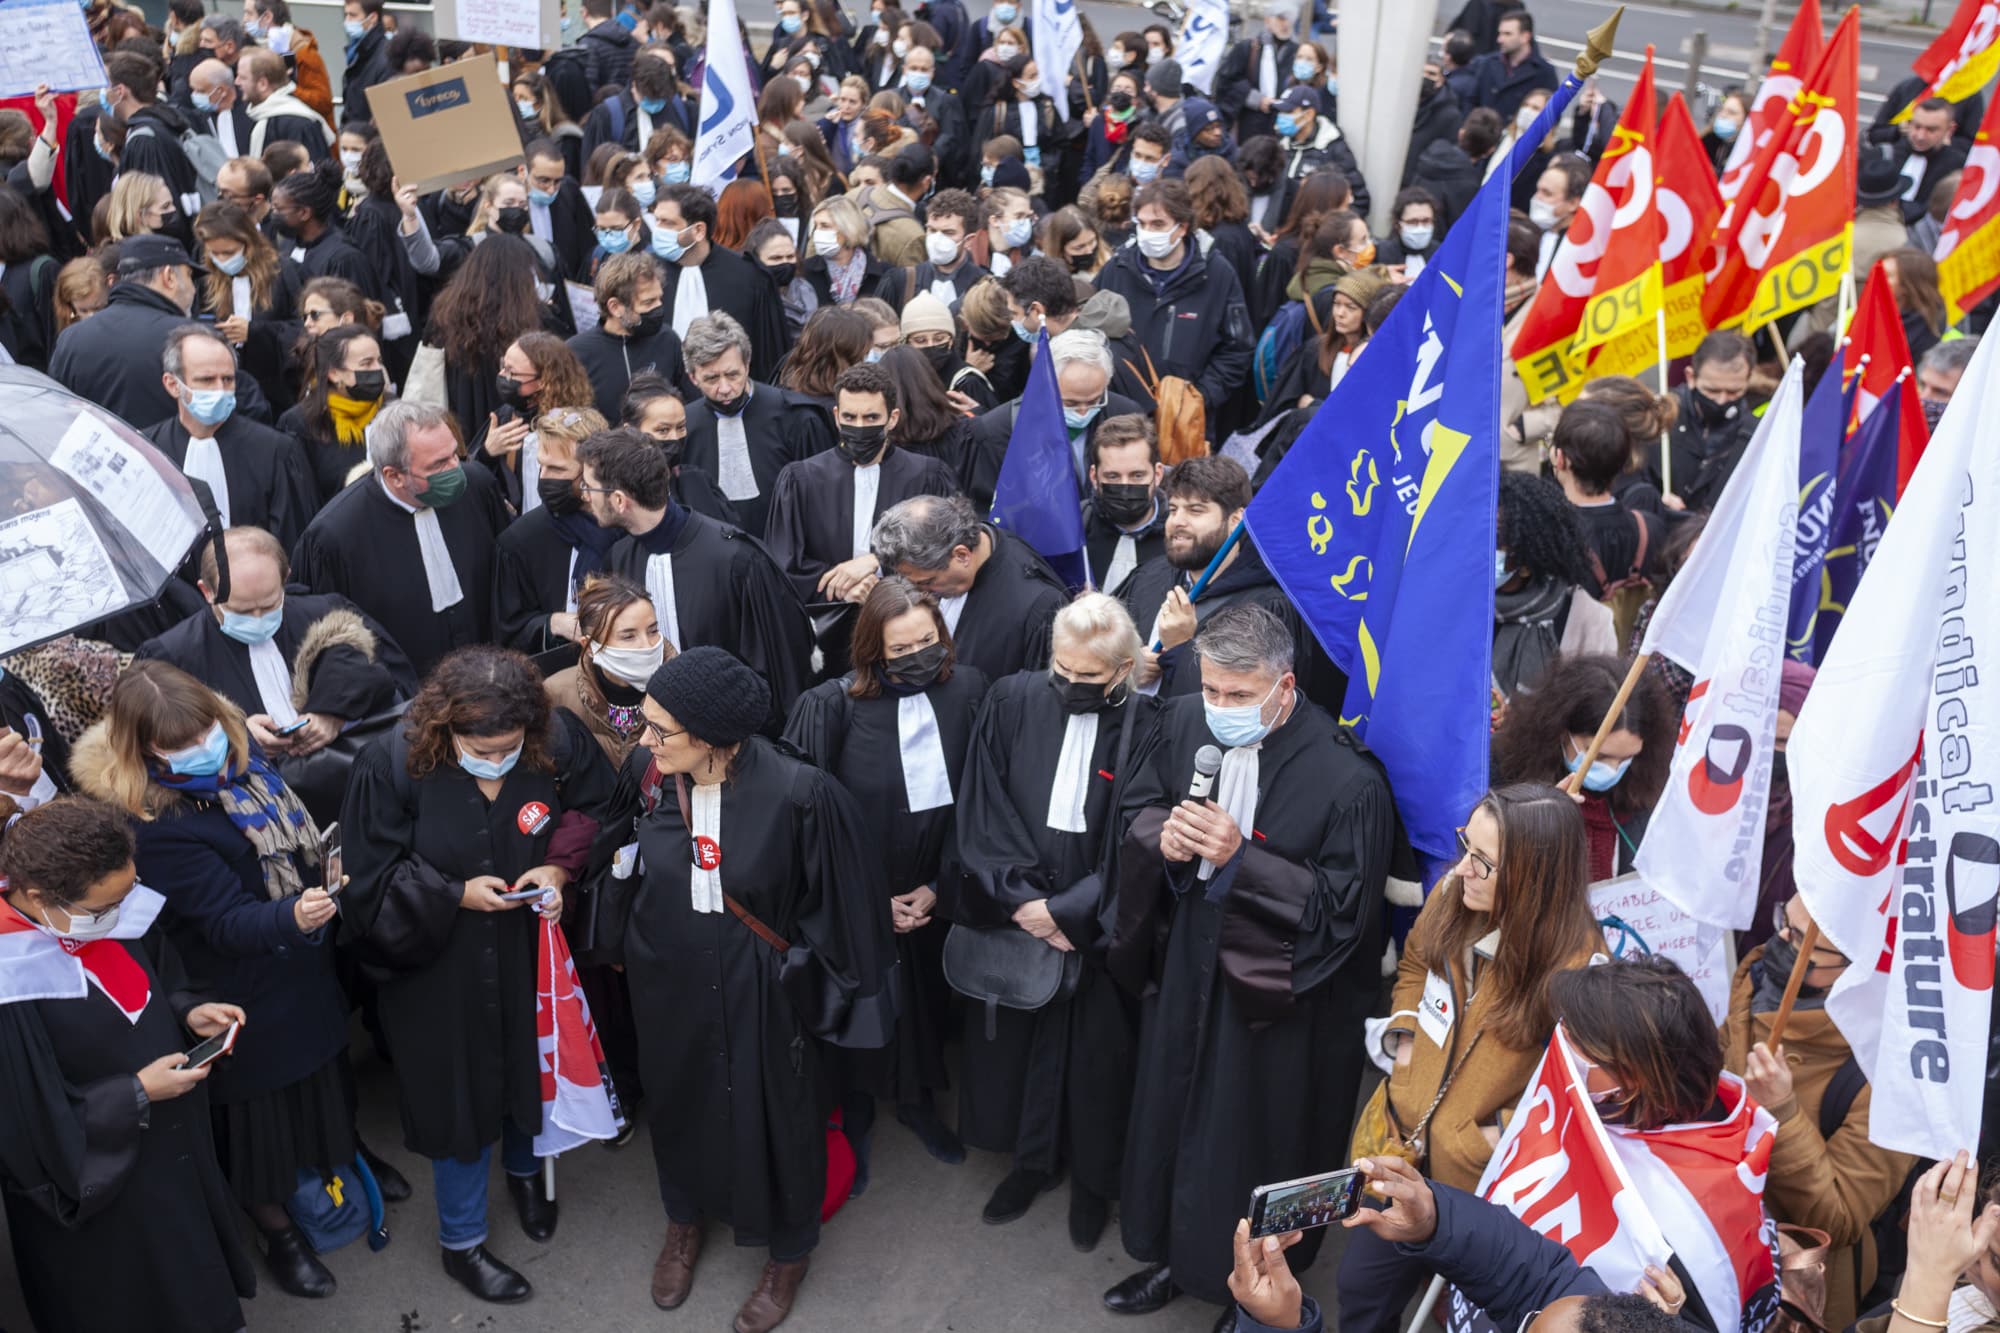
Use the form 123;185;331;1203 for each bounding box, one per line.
339;644;617;1305
1490;652;1676;878
425;233;565;466
1491;470;1617;697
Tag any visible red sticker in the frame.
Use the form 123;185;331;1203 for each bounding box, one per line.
693;836;722;871
517;802;552;836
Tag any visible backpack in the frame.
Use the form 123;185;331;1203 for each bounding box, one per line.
1253;295;1323;404
1584;507;1653;644
128;122;224;206
1122;345;1206;465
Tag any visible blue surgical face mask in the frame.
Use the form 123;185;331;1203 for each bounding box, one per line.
638;95;669;115
980;162;997;187
1325;76;1338;97
516;98;539;119
1002;215;1033;249
1494;549;1514;587
343;16;366;39
597;226;633;254
865;348;884;363
1713;115;1740;140
1130;157;1160;184
780;12;803;31
660;160;690;184
163;721;232;777
1275;112;1299;138
561;11;574;30
992;2;1018;21
1204;677;1283;749
191;89;215;113
906;70;932;93
219;606;283;645
1064;403;1101;430
180;385;237;427
210;249;248;276
1012;317;1037;344
528;186;557;207
92;136;114;163
457;738;523;780
1292;58;1316;82
652;225;690;261
629;176;657;206
1565;747;1633;793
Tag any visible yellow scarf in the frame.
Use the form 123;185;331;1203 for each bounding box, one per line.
326;393;380;447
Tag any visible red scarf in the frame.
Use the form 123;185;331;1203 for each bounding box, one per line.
0;891;153;1023
1578;794;1619;882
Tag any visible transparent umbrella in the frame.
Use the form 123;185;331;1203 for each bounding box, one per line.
0;367;209;656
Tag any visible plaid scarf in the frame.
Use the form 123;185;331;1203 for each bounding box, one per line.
154;747;319;900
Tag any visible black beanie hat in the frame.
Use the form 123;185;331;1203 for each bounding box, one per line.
644;645;769;747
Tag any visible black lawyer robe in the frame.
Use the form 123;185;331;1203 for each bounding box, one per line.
965;391;1147;511
493;505;593;653
338;714;617;1160
659;245;790;383
1083;493;1168;600
941;524;1069;683
143;413;320;549
682;383;835;541
951;670;1156;1192
290;466;512;676
1109;694;1394;1305
609;737;896;1243
764;445;962;604
783;665;990;1100
136;591;416;724
603;510;815;723
0;926;256;1333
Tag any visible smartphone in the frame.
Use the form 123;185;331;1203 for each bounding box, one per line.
277;716;311;736
183;1021;241;1070
498;884;548;903
1248;1166;1364;1238
318;823;343;897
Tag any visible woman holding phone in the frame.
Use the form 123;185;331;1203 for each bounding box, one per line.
340;646;617;1305
0;797;254;1333
71;660;356;1301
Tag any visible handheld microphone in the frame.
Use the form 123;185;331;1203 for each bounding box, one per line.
1188;745;1223;802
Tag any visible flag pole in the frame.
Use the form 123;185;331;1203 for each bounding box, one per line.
1656;305;1672;498
752;124;778;211
1408;1275;1448;1332
1560;651;1652;795
1074;51;1096;116
1764;919;1821;1052
1148;518;1246;650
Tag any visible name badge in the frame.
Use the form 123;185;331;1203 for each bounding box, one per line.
517;801;552;837
1418;970;1455;1048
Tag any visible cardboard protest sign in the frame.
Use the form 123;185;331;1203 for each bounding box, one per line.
370;53;523;196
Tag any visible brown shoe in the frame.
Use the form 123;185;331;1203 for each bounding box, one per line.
649;1221;703;1310
732;1257;810;1333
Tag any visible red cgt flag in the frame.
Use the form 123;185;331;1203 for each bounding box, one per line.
1936;89;2000;322
1895;0;2000;119
1840;262;1932;494
1704;6;1859;334
1718;0;1824;202
532;916;626;1158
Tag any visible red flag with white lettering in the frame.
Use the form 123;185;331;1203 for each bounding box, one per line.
1936;89;2000;323
1718;0;1824;202
1840;262;1932;494
534;916;626;1157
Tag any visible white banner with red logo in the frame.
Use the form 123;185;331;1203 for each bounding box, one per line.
1789;327;2000;1163
534;917;626;1158
1446;1025;1780;1333
1635;361;1801;932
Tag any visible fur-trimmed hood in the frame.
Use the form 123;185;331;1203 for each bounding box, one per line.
68;719;185;818
289;608;377;711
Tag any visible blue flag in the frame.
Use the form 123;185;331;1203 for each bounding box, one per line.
992;329;1089;591
1811;378;1903;661
1784;365;1848;663
1242;75;1583;865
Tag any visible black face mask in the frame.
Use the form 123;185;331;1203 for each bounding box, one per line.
772;194;800;218
1050;667;1112;714
1095;481;1154;526
706;387;749;417
495;205;531;235
885;641;948;688
1758;930;1829;1000
764;260;798;288
342;368;387;402
496;373;531;410
650;431;687;467
1770;749;1789;790
919;343;955;376
537;474;585;514
1067;251;1095;273
627;305;667;340
1688;387;1740;428
1109;89;1133;113
836;421;888;464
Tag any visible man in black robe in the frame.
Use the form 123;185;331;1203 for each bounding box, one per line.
522;139;599;281
764;363;960;634
1119;455;1345;712
679;311;832;540
1082;413;1168;599
492;417;621;653
567;251;686;422
870;493;1070;682
291;400;511;676
967;387;1148;512
652;184;789;382
579;427;814;726
1103;605;1396;1320
143;325;318;549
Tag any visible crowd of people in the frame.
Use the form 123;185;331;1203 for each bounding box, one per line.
0;0;1994;1331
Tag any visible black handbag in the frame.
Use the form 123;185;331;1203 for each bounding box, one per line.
942;694;1138;1039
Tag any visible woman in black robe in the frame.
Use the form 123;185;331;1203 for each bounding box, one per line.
609;646;895;1331
71;661;353;1300
784;578;989;1171
951;592;1157;1252
0;797;255;1333
339;646;617;1304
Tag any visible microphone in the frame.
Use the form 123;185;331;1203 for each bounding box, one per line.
1188;745;1223;802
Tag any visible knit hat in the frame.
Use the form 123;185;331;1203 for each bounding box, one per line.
1146;59;1182;97
900;291;955;339
1333;267;1388;312
1182;98;1224;136
989;155;1033;190
644;645;769;747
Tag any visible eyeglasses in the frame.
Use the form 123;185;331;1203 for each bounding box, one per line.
1770;900;1850;968
1454;826;1497;880
574;484;618;496
639;719;685;745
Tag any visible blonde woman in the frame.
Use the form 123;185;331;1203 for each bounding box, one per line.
106;170;173;240
803;194;884;305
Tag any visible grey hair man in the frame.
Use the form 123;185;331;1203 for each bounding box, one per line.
1917;336;1979;429
678;310;832;537
868;493;1069;680
292;398;508;672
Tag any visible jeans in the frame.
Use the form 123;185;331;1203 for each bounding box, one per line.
654;1150;819;1261
433;1120;538;1250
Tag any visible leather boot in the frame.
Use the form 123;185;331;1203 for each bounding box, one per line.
733;1257;810;1333
650;1220;704;1310
1103;1263;1180;1314
262;1225;336;1298
507;1171;559;1242
440;1244;532;1303
357;1139;412;1203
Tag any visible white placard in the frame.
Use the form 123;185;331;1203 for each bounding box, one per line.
446;0;552;51
566;281;601;336
0;499;125;654
1589;872;1736;1022
0;0;108;98
47;410;203;573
